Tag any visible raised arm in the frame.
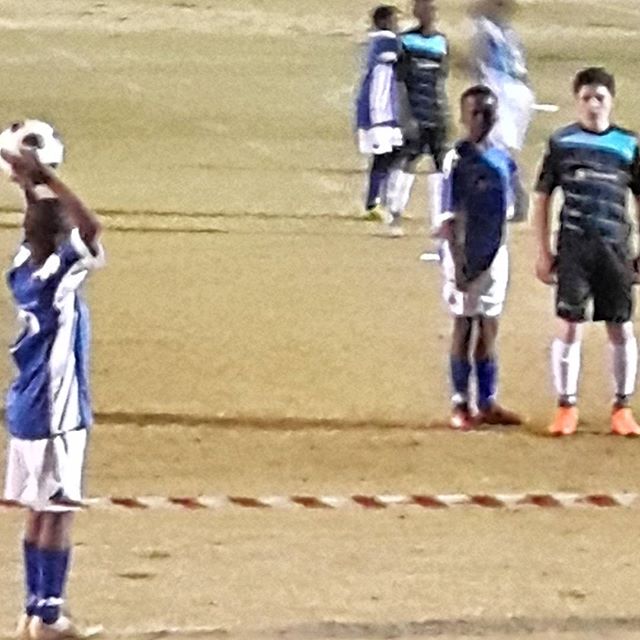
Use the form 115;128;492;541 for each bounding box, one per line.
1;148;101;251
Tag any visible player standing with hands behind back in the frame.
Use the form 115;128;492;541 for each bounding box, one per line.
535;67;640;436
437;86;522;430
1;122;105;640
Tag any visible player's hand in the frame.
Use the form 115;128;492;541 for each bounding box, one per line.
0;148;49;186
535;252;556;285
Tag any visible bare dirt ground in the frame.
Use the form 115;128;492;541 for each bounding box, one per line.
2;1;640;638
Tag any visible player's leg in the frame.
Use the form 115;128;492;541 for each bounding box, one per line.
363;151;394;221
592;241;639;434
548;232;591;435
28;430;94;640
385;131;422;236
606;321;640;435
549;319;582;435
449;315;475;430
474;316;522;425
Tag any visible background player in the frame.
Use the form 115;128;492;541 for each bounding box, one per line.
534;67;640;436
355;5;403;222
437;85;522;430
2;139;105;639
385;0;449;237
469;0;533;221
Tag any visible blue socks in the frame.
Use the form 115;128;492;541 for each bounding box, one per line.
450;357;472;404
450;357;498;408
38;548;71;624
476;358;497;410
366;169;386;210
23;540;40;617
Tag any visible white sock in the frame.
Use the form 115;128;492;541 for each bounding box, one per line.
611;337;638;399
551;339;581;403
427;172;443;231
386;169;415;218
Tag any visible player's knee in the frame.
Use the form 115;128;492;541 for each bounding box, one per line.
607;321;635;346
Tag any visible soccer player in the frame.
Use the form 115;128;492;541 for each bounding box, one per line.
534;67;640;436
385;0;449;237
469;0;534;222
356;5;403;222
2;140;105;639
437;85;522;430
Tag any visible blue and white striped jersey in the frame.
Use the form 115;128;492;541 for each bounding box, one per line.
470;16;528;85
6;227;105;440
356;30;400;130
397;29;449;129
441;140;517;281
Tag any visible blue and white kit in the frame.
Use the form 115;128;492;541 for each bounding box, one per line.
4;227;105;510
439;139;517;317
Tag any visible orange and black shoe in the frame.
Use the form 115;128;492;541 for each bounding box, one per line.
611;406;640;436
477;402;523;426
548;405;578;436
450;403;475;431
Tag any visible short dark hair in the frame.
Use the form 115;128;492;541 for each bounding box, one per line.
460;84;498;107
372;5;397;29
573;67;616;97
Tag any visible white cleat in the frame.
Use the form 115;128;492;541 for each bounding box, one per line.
29;616;103;640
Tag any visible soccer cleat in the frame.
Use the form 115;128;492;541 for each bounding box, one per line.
450;404;475;431
15;614;32;640
29;616;102;640
477;403;523;426
548;405;578;436
611;407;640;436
385;218;404;238
361;204;387;222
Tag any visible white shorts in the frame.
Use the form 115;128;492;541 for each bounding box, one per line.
358;126;403;155
489;81;534;151
4;430;87;512
441;244;509;317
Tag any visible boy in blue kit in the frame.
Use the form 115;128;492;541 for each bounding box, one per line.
2;133;104;640
356;5;403;222
436;86;522;430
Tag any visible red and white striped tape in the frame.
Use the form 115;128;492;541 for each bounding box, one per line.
2;493;640;511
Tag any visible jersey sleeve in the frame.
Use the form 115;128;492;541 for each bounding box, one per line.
440;148;460;223
59;228;106;274
535;138;559;195
373;34;399;63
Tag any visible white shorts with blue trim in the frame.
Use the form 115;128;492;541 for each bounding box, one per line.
4;429;87;512
358;126;403;155
441;244;509;318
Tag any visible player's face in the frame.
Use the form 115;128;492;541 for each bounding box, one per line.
461;94;497;143
382;11;399;33
576;84;613;131
413;0;436;26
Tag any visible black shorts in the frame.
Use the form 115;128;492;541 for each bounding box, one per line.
398;124;448;171
556;230;634;323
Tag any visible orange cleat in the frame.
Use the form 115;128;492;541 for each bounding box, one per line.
477;403;523;426
450;404;475;431
611;407;640;436
548;406;578;436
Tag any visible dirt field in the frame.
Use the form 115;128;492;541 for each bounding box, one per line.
3;1;640;638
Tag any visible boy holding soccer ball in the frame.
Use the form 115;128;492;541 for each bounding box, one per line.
1;121;104;640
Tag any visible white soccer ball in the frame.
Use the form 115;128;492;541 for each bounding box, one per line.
0;119;64;175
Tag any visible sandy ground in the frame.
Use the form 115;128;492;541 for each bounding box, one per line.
2;1;640;638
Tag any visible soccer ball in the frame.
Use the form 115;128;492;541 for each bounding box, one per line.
0;119;64;175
